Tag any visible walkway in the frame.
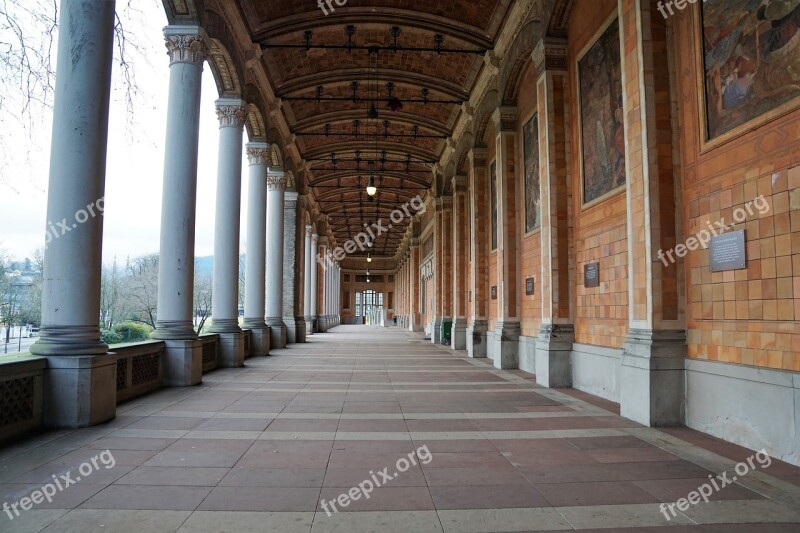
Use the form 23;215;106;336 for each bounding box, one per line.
1;326;799;532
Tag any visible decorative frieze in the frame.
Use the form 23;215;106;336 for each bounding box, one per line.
532;39;568;78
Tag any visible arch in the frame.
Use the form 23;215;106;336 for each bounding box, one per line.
473;89;499;143
497;20;540;105
204;10;245;98
452;130;476;175
269;144;284;169
243;84;268;141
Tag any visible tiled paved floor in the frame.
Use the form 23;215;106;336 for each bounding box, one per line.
2;325;800;532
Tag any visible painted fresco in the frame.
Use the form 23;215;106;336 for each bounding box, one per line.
579;18;625;205
523;114;541;232
702;0;800;139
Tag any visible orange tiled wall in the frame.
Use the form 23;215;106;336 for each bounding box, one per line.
673;6;800;372
569;0;630;349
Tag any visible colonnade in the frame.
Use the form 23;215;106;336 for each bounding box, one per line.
29;14;340;427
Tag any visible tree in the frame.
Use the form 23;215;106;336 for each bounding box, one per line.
0;0;154;181
194;261;212;335
121;253;158;328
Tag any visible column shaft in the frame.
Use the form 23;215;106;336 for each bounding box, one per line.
243;143;270;356
303;225;314;335
266;170;288;348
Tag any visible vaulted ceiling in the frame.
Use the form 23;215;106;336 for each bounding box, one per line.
235;0;514;257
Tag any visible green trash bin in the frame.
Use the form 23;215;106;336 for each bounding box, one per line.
440;320;452;345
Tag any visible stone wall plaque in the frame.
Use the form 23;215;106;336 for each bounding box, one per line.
584;262;599;288
525;277;535;295
709;230;746;272
491;285;497;300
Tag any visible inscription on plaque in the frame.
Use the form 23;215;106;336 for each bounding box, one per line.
709;230;746;272
525;277;535;295
491;285;498;300
584;262;599;288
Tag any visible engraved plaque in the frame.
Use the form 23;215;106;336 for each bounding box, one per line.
491;285;498;300
525;277;535;295
584;262;599;288
709;230;746;272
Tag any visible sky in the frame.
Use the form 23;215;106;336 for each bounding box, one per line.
0;0;249;264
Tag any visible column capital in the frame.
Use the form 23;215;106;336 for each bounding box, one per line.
312;232;318;243
305;224;314;236
492;106;517;132
468;146;487;166
216;99;246;129
164;26;208;66
267;169;287;191
246;142;270;166
452;174;468;192
531;38;568;79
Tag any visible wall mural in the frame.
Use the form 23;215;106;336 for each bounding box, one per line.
578;18;626;205
702;0;800;140
523;114;541;232
490;161;498;250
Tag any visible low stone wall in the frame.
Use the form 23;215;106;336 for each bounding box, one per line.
0;357;46;445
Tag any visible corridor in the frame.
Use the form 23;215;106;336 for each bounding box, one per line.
1;326;799;532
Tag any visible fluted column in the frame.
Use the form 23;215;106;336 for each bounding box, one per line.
150;26;208;386
243;143;270;355
208;99;246;367
30;0;117;427
310;233;319;333
266;169;288;348
303;225;314;335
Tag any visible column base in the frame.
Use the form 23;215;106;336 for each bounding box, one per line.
284;316;307;343
245;327;270;356
491;321;520;369
267;319;287;349
467;320;489;358
451;317;467;350
304;316;314;336
620;329;686;427
535;323;574;388
151;320;198;341
430;318;442;343
162;339;203;386
44;355;116;428
218;332;245;367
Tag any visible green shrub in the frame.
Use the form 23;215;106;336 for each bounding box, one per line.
112;322;151;343
100;330;123;345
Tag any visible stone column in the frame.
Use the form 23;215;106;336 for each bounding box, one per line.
451;175;468;349
30;0;117;427
409;235;422;332
303;225;314;335
310;233;319;333
532;39;575;387
242;142;270;356
440;197;453;343
150;26;208;387
467;147;489;358
208;99;246;367
618;0;685;426
333;263;340;325
431;200;444;343
492;107;521;369
266;169;288;348
283;191;306;342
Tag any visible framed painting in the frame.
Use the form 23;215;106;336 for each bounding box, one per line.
523;114;541;233
577;15;626;207
490;160;498;250
699;0;800;145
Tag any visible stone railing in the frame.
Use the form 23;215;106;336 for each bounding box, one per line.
201;334;220;373
113;341;165;404
0;357;46;445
